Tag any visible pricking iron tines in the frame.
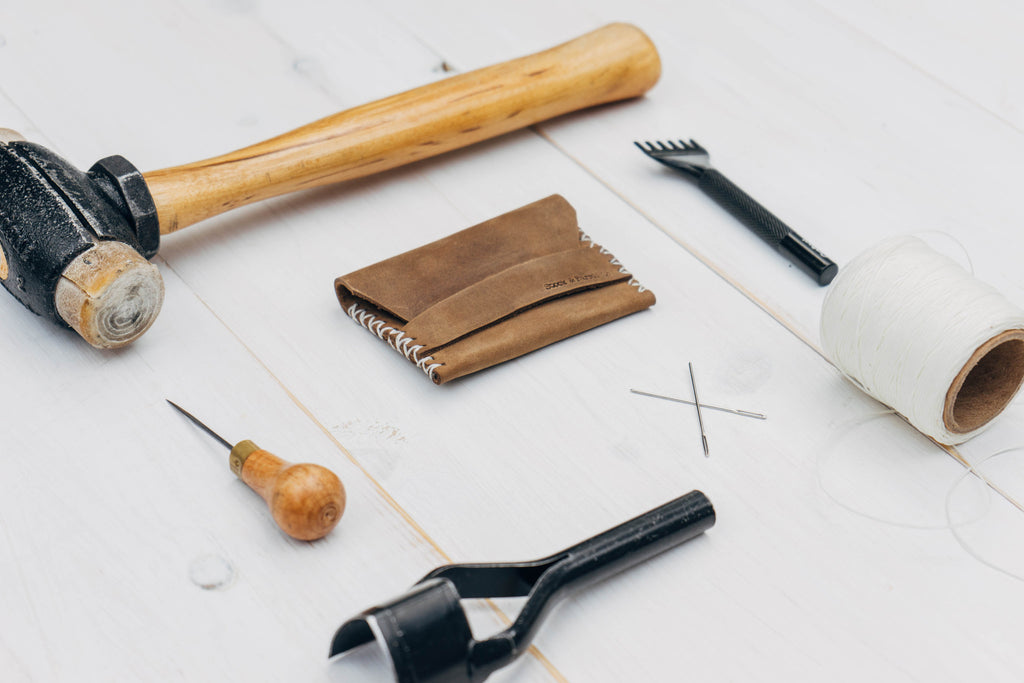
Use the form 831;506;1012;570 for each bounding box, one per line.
329;490;715;682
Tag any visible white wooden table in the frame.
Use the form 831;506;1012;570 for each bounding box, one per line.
2;1;1023;680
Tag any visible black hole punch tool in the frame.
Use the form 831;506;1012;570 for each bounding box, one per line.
329;490;715;683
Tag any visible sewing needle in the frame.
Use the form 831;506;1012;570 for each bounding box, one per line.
629;389;766;420
689;362;709;457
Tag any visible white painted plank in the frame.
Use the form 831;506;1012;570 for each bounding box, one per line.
1;1;1024;682
815;0;1024;131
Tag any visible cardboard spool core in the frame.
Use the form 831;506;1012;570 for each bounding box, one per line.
944;329;1024;434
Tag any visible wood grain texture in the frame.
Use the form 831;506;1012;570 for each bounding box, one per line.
143;23;660;234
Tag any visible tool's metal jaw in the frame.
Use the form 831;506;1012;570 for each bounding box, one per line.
331;578;481;683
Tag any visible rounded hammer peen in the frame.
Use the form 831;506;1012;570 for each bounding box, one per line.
0;23;661;348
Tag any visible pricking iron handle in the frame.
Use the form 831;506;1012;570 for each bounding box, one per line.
329;490;715;683
698;169;838;285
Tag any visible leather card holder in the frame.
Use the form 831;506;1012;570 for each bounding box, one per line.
334;194;655;384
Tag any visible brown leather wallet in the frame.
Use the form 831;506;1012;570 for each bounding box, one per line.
334;195;655;384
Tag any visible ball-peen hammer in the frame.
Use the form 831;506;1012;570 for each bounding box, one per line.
0;24;660;348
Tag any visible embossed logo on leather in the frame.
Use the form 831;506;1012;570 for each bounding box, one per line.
545;272;600;290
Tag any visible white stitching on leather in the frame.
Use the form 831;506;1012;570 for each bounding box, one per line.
346;303;444;380
578;231;647;293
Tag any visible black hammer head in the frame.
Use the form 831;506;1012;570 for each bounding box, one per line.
0;132;163;347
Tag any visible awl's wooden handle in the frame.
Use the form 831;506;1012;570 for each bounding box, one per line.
230;440;346;541
144;23;660;234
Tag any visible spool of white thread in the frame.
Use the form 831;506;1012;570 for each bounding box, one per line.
820;236;1024;445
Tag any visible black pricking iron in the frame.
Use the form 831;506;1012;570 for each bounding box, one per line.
635;139;838;285
329;490;715;682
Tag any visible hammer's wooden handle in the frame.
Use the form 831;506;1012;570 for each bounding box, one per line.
144;23;660;234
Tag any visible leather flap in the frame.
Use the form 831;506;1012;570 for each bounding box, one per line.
335;195;581;322
403;246;628;350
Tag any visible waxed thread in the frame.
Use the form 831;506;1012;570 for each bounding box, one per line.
911;229;975;276
845;256;982;435
815;410;967;531
818;414;1024;581
578;231;648;292
950;450;1024;517
945;448;1024;583
821;236;1024;444
346;303;444;380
